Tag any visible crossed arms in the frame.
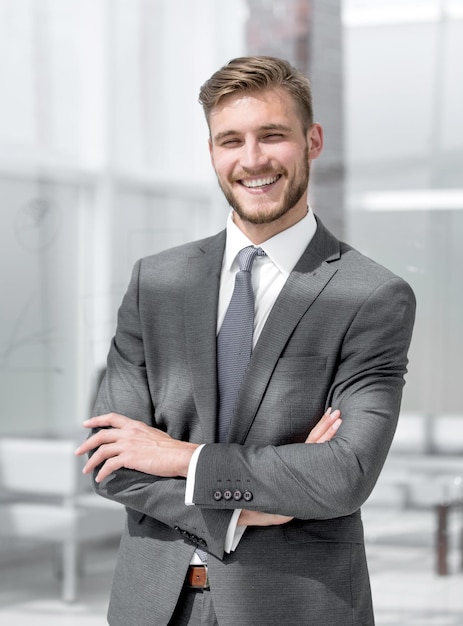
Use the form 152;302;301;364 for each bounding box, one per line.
75;407;342;528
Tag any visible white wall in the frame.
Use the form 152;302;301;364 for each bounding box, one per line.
0;0;247;434
343;1;463;417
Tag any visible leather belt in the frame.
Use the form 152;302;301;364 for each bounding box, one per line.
185;565;209;589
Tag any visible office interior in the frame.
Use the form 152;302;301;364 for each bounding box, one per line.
0;0;462;624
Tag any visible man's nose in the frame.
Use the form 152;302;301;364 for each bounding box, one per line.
240;140;269;170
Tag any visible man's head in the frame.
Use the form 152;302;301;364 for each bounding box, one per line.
199;56;314;135
200;56;322;243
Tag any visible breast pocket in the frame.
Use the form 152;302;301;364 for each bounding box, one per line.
273;355;327;378
251;355;329;443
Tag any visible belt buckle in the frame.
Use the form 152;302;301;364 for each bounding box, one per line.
186;565;209;590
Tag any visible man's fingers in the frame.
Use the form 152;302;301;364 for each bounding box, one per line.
75;413;155;457
307;406;333;441
238;510;294;527
93;456;124;483
314;418;342;443
306;408;341;443
75;427;122;456
82;412;131;430
81;442;121;474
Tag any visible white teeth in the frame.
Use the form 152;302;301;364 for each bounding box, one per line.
242;175;279;188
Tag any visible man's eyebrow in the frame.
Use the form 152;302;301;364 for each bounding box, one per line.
212;123;292;143
259;123;292;133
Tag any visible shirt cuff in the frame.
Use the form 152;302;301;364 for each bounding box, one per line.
185;443;205;505
224;509;246;553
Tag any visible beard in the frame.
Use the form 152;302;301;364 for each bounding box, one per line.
217;146;310;225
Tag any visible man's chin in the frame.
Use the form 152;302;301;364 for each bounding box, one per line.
232;204;292;226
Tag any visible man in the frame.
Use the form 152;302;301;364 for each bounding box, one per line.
76;56;415;625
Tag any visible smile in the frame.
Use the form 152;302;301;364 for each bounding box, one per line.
240;175;281;189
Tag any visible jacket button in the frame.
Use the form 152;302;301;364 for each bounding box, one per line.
213;490;223;501
243;490;253;502
233;490;242;501
198;538;207;548
223;489;232;500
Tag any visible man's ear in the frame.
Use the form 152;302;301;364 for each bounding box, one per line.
307;123;323;160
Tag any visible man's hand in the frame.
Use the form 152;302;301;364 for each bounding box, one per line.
74;413;199;483
238;407;342;527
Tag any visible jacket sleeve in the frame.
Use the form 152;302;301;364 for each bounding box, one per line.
89;259;233;559
192;276;416;520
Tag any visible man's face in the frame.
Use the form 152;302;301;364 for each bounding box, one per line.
208;88;323;236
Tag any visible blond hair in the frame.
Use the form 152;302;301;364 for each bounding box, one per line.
198;56;313;132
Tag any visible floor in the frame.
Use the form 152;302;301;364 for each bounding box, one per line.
1;508;462;626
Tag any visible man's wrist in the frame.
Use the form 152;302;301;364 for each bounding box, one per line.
185;444;206;504
177;442;201;477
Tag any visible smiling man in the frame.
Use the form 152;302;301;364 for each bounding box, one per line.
76;57;415;626
208;87;322;241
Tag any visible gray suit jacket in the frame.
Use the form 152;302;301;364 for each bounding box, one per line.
93;217;415;626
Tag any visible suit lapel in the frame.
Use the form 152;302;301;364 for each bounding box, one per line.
228;218;341;444
185;232;225;443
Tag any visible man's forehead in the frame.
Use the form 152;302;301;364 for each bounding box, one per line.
208;88;300;134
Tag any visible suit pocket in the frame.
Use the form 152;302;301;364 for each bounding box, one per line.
273;355;327;377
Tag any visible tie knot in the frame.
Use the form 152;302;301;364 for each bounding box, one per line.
237;246;266;272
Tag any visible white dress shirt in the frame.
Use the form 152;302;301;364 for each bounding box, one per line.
186;208;317;557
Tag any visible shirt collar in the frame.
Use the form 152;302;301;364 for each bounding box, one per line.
223;208;317;278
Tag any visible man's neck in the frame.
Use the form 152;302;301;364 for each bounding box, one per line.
232;204;309;245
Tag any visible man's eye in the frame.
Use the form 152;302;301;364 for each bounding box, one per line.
264;133;284;141
221;139;240;147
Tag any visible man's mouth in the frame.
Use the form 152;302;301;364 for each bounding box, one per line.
240;174;281;189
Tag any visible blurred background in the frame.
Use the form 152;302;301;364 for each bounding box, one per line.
0;0;462;624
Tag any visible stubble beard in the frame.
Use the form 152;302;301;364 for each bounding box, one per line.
218;147;310;225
